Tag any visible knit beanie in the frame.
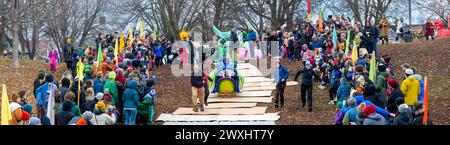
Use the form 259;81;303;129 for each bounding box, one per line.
363;105;376;118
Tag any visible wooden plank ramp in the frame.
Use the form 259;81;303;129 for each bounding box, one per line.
205;103;257;109
209;91;273;98
155;62;300;125
172;107;267;115
157;113;280;122
207;97;272;103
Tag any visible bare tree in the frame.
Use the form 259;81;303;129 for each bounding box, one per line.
414;0;450;24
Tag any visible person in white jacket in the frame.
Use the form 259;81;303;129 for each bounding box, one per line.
90;101;116;125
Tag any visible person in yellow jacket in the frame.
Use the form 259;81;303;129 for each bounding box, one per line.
401;69;420;106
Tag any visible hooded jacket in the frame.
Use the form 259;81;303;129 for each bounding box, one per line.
55;100;76;125
401;76;420;105
342;95;391;117
393;111;413;125
375;71;390;96
363;113;386;125
336;81;351;102
93;78;104;95
123;80;139;109
91;110;116;125
104;79;118;105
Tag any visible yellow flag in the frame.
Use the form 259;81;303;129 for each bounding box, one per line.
351;41;358;63
1;84;12;125
77;58;84;80
114;38;119;64
128;25;134;46
119;32;125;53
140;20;144;40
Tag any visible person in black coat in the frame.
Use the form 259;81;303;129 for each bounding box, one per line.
387;80;404;113
294;61;321;112
55;99;76;125
364;84;386;109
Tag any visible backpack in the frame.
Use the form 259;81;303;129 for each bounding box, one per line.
335;109;344;125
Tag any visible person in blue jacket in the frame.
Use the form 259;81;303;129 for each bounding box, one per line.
153;42;164;68
274;61;289;108
336;74;353;104
247;28;257;42
342;95;394;118
123;80;140;125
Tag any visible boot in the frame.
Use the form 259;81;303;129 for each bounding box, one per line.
199;104;205;112
193;105;199;112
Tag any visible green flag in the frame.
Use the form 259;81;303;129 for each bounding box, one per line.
97;44;103;63
344;31;351;55
152;31;157;41
369;52;376;83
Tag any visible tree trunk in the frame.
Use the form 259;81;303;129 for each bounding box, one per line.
31;24;38;60
12;0;20;69
213;0;223;27
0;24;5;55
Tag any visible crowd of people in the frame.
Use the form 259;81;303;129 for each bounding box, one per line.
265;15;435;125
7;29;173;125
5;14;442;125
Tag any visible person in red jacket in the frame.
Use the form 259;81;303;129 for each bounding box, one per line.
425;17;435;40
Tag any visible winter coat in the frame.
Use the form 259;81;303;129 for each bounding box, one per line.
63;44;74;62
386;87;404;113
123;80;139;109
413;110;432;125
247;31;257;41
380;20;390;37
93;78;104;95
363;113;386;125
58;86;69;103
276;65;289;82
90;111;116;125
401;77;420;106
342;95;391;117
33;77;42;96
393;111;413;125
138;95;155;125
70;83;85;107
57;101;81;116
154;46;164;58
294;68;320;86
375;71;390;96
425;22;435;35
55;101;76;125
343;106;359;125
9;103;24;125
82;99;97;113
104;80;118;105
35;82;57;108
336;82;351;102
